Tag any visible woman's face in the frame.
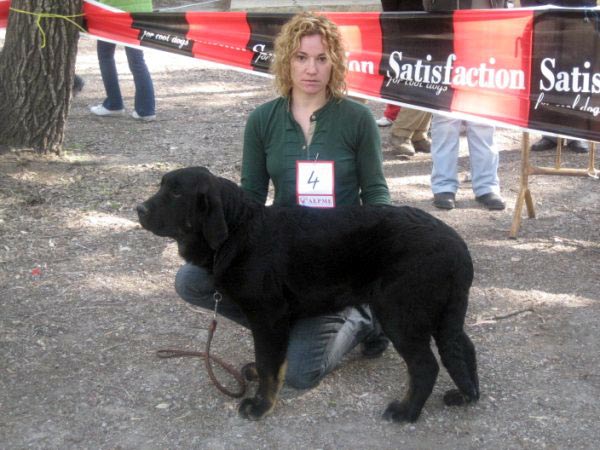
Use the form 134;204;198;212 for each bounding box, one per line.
290;34;332;99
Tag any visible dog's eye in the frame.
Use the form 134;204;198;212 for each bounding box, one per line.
170;189;182;198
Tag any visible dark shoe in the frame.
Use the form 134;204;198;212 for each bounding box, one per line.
531;137;557;152
390;135;415;156
361;333;390;359
433;192;456;210
475;192;506;211
567;140;589;153
412;138;431;153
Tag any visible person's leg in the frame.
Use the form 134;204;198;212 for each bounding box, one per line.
389;108;431;155
177;264;386;388
97;41;124;111
174;263;249;327
391;108;429;140
384;104;401;121
411;111;432;143
408;110;432;153
376;104;400;127
125;46;155;117
285;305;378;389
465;121;500;197
430;114;461;195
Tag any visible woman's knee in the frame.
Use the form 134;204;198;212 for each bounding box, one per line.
285;365;323;390
174;264;214;307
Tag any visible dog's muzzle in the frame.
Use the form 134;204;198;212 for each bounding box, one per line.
136;203;149;218
136;202;179;238
136;203;151;229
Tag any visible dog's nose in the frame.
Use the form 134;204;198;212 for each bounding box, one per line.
136;204;148;217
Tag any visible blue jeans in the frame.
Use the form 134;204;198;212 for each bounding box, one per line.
430;115;500;197
97;41;155;116
175;263;378;389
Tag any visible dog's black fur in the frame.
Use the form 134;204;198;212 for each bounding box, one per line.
137;166;479;422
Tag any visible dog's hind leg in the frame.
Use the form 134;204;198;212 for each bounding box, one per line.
238;323;289;421
382;335;440;423
434;296;480;406
435;329;479;406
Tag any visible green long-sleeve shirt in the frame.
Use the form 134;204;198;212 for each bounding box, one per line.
241;97;391;207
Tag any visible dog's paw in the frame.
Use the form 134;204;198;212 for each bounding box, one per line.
238;397;273;421
443;388;479;406
443;389;466;406
382;400;420;423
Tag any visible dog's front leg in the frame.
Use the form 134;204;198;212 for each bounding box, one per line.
239;323;289;421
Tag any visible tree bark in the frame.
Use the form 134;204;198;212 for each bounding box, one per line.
0;0;82;154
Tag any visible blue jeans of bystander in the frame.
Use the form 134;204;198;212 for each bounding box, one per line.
430;115;500;197
97;40;155;117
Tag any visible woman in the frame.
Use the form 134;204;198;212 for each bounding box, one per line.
176;12;391;389
90;0;156;121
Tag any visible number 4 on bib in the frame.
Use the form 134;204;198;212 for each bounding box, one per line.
296;161;335;208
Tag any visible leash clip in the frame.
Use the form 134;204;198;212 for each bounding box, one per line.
156;289;246;399
213;291;222;320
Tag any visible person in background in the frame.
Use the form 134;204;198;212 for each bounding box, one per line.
90;0;156;121
389;107;433;156
376;0;424;130
520;0;593;154
424;0;506;210
175;12;391;390
377;1;432;156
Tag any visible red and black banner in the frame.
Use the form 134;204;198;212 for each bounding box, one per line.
2;0;600;142
0;0;8;29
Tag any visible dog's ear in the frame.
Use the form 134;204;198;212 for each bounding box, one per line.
194;175;228;250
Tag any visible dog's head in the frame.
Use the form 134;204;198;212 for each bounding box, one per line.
137;167;228;250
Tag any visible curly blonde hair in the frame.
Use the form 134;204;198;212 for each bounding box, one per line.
272;12;347;99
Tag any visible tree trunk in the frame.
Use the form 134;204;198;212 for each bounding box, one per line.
0;0;82;154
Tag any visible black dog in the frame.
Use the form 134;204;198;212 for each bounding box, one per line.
137;166;479;422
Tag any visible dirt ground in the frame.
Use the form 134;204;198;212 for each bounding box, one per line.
2;27;600;450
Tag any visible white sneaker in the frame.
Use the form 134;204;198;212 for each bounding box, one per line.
132;111;156;122
376;116;393;127
90;104;125;116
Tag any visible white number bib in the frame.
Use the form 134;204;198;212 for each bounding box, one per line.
296;160;335;208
